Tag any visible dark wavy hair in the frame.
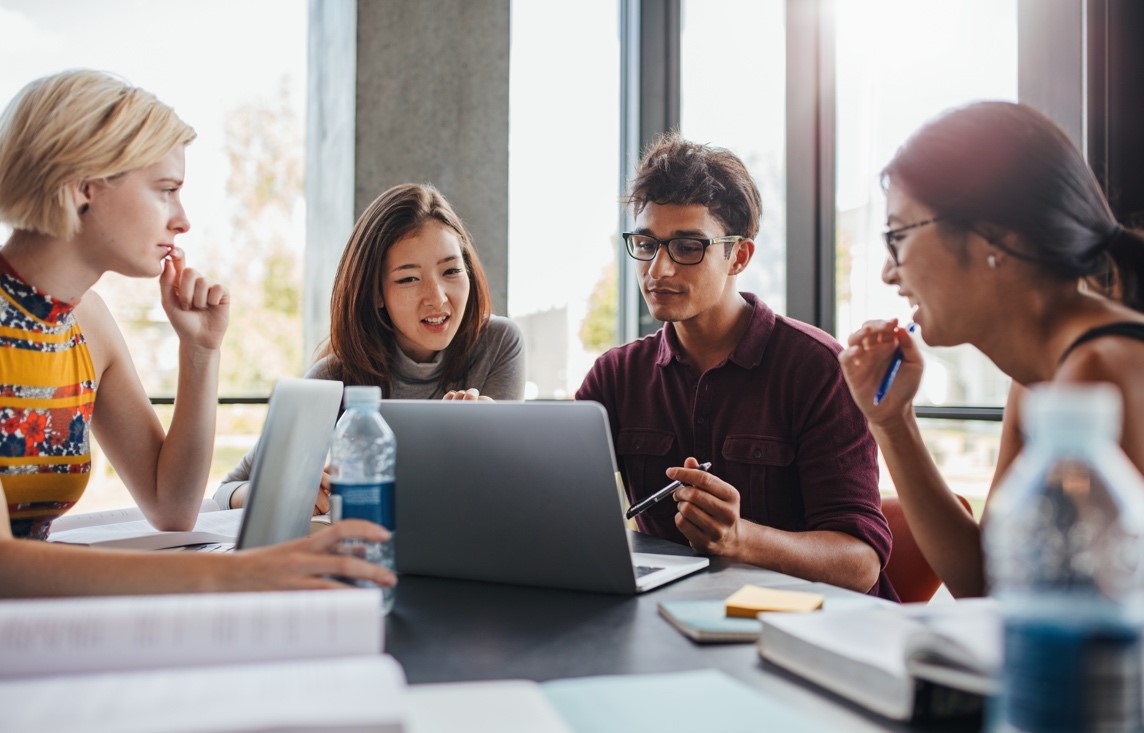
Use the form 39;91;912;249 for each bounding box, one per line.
626;132;762;241
322;183;492;396
882;100;1144;310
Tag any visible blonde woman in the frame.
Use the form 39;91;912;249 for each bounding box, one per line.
0;69;393;597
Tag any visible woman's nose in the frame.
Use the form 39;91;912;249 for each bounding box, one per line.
881;256;897;284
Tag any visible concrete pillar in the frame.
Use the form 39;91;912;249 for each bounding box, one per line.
305;0;510;364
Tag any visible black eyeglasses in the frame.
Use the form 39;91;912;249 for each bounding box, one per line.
623;232;743;265
882;217;942;266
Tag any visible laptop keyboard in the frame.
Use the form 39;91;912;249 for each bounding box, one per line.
634;564;663;578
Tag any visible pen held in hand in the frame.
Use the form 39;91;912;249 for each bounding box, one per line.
872;323;916;406
625;461;713;520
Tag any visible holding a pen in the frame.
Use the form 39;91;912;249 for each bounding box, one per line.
839;319;922;410
627;461;713;519
873;323;917;406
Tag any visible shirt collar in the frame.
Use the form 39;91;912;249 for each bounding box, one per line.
0;253;79;325
654;292;777;369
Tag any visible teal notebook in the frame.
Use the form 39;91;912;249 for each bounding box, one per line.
542;669;817;733
656;599;760;643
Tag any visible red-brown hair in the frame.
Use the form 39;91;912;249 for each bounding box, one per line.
325;183;492;395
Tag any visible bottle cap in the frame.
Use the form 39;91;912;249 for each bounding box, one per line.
343;385;382;407
1021;382;1122;443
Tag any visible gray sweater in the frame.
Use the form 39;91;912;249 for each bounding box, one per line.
213;316;525;507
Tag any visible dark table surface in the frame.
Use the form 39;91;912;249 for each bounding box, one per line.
384;532;980;732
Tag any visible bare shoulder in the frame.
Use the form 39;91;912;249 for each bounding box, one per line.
1057;325;1144;388
72;290;129;379
1056;330;1144;440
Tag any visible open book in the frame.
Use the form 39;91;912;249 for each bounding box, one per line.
0;589;404;733
757;597;1000;722
48;504;331;551
48;506;243;550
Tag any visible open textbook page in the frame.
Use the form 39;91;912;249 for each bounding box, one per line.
49;498;221;533
48;506;241;549
2;655;405;733
757;597;999;722
0;588;383;678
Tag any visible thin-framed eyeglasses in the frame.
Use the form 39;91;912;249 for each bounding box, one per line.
882;217;942;266
623;232;743;265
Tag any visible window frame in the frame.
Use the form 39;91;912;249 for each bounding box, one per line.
618;0;1084;423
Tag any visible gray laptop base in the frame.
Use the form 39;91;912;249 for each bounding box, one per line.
378;400;709;594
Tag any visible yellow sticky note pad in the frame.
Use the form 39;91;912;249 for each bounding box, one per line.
724;584;825;617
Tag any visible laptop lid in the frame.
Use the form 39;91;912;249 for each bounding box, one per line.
378;400;708;594
236;377;343;550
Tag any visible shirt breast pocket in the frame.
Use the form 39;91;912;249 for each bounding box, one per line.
616;428;675;501
721;435;797;524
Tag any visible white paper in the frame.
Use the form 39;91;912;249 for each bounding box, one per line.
0;588;383;678
2;655;405;733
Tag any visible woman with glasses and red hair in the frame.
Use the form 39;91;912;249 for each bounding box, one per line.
839;100;1144;599
216;183;525;512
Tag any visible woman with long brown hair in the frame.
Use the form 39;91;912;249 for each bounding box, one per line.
218;183;525;510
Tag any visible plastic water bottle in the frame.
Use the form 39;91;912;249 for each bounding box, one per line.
329;385;397;613
985;383;1144;732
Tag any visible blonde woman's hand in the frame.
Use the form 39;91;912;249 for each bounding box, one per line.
160;247;230;351
442;388;494;402
221;519;396;591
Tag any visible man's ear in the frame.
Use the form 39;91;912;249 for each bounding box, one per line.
730;238;755;275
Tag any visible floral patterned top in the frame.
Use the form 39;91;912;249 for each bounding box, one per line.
0;254;96;539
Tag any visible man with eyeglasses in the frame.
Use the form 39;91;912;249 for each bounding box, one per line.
577;133;895;599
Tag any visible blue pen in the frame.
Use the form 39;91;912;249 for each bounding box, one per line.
873;323;916;406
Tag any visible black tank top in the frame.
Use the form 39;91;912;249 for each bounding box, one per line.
1058;322;1144;364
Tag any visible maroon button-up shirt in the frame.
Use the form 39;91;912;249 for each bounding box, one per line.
577;293;896;600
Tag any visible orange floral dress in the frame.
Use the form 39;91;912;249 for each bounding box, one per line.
0;255;96;539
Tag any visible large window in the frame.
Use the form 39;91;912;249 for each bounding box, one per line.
508;1;622;399
681;0;786;314
833;0;1019;494
0;0;307;513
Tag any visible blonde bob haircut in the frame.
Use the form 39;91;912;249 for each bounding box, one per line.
0;69;196;239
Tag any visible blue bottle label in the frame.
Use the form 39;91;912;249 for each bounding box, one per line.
999;616;1143;731
331;481;396;530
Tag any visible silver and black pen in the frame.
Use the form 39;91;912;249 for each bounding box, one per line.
625;462;713;520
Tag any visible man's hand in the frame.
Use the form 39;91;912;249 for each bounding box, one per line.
671;456;744;559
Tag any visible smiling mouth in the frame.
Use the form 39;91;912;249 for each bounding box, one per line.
423;315;450;326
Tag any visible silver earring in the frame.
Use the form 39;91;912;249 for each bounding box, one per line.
987;253;998;270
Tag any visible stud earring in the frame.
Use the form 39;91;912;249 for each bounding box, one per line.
987;253;998;270
79;203;90;215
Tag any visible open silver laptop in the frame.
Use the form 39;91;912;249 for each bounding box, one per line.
188;377;343;552
377;400;709;593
